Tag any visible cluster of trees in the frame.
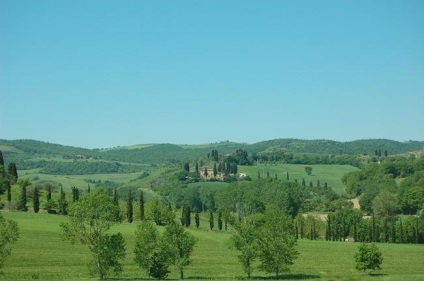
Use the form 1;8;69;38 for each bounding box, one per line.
60;189;198;280
343;156;424;216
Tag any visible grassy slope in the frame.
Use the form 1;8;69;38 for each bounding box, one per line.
1;211;423;281
239;164;358;194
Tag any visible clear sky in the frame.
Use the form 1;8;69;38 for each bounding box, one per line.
1;0;423;148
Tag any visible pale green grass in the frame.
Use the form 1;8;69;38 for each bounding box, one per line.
18;170;147;192
1;211;423;281
239;164;358;194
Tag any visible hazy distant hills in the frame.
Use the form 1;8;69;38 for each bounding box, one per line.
0;138;423;167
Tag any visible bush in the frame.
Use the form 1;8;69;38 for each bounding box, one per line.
354;243;383;274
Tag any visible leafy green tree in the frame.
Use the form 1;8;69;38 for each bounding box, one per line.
354;243;383;274
149;252;170;280
134;221;160;277
0;213;19;269
163;222;197;279
139;191;145;221
258;210;298;278
7;163;18;184
33;187;40;213
127;189;133;223
230;221;259;279
213;162;217;177
304;166;313;175
60;189;124;280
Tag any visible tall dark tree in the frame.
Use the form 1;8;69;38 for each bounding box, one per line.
195;162;199;175
59;186;67;215
18;185;27;211
0;150;4;179
183;163;190;172
286;172;289;181
139;191;145;221
46;184;52;201
204;167;208;178
6;180;11;203
87;185;91;194
72;186;80;202
218;211;223;231
7;163;18;184
127;189;133;223
195;209;200;229
209;210;214;230
213;163;217;177
33;187;40;213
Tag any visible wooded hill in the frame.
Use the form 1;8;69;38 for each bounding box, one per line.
0;138;423;174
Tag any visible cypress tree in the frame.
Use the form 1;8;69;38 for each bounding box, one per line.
185;206;191;227
195;208;200;228
213;163;217;177
19;185;27;211
139;191;145;221
7;163;18;184
218;211;223;231
209;210;214;230
286;172;289;181
127;189;133;223
275;173;278;180
266;171;270;178
0;150;4;179
6;180;11;203
257;171;261;179
87;185;91;194
46;184;52;201
33;187;40;213
204;167;208;178
302;178;306;187
59;186;67;215
113;187;119;205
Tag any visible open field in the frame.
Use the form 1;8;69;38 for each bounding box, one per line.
239;164;358;194
1;211;423;281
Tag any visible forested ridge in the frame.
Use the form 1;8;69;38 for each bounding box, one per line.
1;138;423;170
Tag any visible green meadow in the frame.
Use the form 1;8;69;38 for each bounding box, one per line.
1;211;423;281
238;164;358;194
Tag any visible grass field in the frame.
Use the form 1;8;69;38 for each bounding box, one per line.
238;164;358;194
1;211;423;281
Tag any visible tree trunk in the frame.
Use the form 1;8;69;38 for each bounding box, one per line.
180;269;184;280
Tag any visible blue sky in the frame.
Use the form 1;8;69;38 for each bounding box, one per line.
1;0;423;148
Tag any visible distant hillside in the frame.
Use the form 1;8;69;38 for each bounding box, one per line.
249;138;424;155
1;138;423;169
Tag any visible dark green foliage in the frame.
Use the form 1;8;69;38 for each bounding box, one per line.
6;180;11;203
7;163;18;184
139;191;145;221
58;186;67;215
33;187;40;213
305;166;313;175
218;211;223;231
149;252;170;280
127;190;133;223
71;186;80;202
195;209;200;228
18;186;27;211
209;210;214;230
183;162;190;172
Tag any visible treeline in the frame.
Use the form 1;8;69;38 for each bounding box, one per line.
16;160;141;175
